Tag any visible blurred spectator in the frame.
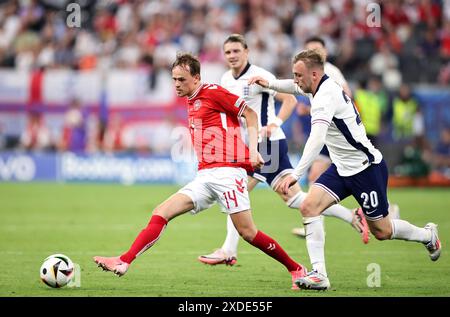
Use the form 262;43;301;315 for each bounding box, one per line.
293;0;321;44
438;60;450;84
417;0;442;28
58;99;86;152
394;136;431;178
440;18;450;59
354;76;388;147
0;0;447;86
418;26;442;82
430;127;450;175
0;1;20;50
369;42;398;76
102;112;123;153
20;111;53;151
85;113;102;154
382;0;410;31
369;41;402;90
392;83;421;140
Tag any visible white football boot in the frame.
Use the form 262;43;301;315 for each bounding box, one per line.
295;270;330;291
424;223;441;261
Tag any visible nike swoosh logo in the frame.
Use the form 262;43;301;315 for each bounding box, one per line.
366;209;377;215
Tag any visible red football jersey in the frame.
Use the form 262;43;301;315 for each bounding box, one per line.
187;83;252;172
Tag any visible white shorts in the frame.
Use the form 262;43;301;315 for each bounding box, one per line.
178;167;251;215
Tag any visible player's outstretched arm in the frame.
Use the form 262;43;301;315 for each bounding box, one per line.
269;79;308;96
293;122;328;177
247;75;270;88
249;76;308;96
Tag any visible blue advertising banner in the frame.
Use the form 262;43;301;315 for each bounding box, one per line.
59;153;176;184
0;152;196;185
0;152;57;182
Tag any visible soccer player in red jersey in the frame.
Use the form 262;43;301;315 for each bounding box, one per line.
93;53;307;289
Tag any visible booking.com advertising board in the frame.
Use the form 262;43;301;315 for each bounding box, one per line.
0;152;197;185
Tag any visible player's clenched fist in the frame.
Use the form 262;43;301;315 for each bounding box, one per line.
250;151;265;170
275;174;298;195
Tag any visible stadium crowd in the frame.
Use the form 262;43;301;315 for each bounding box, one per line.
0;0;449;84
0;0;449;181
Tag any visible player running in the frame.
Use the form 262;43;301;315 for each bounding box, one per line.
198;34;369;267
290;36;399;238
93;53;307;289
259;49;441;290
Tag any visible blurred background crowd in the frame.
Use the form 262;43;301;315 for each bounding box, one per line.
0;0;449;183
1;0;450;83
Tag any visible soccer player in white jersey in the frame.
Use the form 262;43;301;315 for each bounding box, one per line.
291;36;354;238
198;34;369;267
262;50;441;290
256;36;399;238
302;36;353;185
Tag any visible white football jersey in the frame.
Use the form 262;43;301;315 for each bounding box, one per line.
311;75;383;176
221;64;286;141
324;62;347;89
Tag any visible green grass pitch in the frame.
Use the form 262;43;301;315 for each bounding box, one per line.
0;182;449;297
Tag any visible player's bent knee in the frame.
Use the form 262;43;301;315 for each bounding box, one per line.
371;229;392;241
300;199;320;217
369;219;393;240
152;206;170;221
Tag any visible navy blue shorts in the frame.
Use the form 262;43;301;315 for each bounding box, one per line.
315;159;389;221
250;139;293;187
319;146;329;157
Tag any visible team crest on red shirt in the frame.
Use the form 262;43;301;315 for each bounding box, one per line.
194;100;202;110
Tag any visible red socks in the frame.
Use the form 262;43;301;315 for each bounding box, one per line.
119;216;300;274
120;215;168;264
250;230;300;272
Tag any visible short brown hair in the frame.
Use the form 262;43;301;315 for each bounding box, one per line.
223;34;248;49
292;49;325;69
172;52;201;76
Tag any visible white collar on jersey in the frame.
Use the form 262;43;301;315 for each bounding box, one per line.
188;83;204;100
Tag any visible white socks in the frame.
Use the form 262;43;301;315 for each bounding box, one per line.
286;191;306;209
390;219;431;243
322;204;354;224
287;191;353;224
303;216;327;276
221;215;240;256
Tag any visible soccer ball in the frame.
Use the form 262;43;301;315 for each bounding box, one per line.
40;254;74;288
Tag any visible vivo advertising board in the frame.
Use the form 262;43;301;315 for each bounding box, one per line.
0;152;191;185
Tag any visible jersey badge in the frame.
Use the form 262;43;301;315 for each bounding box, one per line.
194;99;202;111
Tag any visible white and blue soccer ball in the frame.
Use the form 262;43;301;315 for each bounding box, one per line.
40;254;74;288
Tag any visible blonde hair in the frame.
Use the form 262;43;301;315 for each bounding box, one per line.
292;49;325;69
